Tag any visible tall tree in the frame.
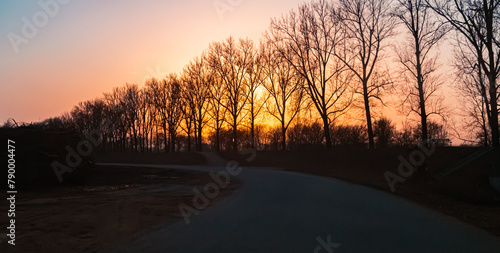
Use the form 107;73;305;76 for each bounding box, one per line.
141;85;159;152
207;36;253;151
123;84;141;152
393;0;447;144
182;54;211;151
179;92;194;152
338;0;397;149
454;35;491;146
267;0;353;148
163;74;183;152
104;87;129;151
145;78;169;152
427;0;500;146
244;43;267;149
261;41;305;150
206;74;227;152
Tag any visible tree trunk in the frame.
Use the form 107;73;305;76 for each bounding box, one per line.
197;121;203;152
251;117;255;149
418;82;428;144
163;121;168;153
322;115;332;148
232;118;238;151
194;120;199;152
216;127;221;152
484;0;499;147
156;126;160;153
187;130;191;152
363;80;375;149
170;132;176;153
415;42;428;144
489;77;499;147
281;121;287;150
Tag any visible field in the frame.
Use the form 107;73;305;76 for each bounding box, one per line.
0;152;240;253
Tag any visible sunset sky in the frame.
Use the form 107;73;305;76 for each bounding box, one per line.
1;0;459;139
0;0;306;123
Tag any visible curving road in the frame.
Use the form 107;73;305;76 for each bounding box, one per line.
103;159;500;253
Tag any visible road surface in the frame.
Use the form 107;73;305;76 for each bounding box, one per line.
102;160;500;252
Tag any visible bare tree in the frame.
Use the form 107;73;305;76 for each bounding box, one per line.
71;98;108;140
261;41;305;150
207;36;252;151
141;84;159;152
393;0;448;144
182;54;211;151
145;76;183;152
244;44;268;149
454;36;491;146
122;84;141;152
104;87;124;151
206;72;227;152
426;0;500;146
136;87;149;152
179;93;194;152
338;0;397;149
267;0;353;148
163;74;183;152
145;78;169;152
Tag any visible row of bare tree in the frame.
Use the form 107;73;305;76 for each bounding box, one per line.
7;0;498;150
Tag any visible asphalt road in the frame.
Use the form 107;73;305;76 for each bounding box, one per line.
103;161;500;253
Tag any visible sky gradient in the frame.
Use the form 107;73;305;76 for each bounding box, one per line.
1;0;461;145
1;0;305;123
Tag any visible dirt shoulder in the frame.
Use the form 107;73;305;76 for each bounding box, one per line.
221;147;500;237
0;163;240;253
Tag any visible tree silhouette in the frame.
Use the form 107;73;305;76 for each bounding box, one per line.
393;0;448;144
261;40;305;150
427;0;500;146
182;54;211;151
338;0;397;149
454;40;491;146
244;45;267;149
267;0;353;148
163;74;183;152
207;37;253;151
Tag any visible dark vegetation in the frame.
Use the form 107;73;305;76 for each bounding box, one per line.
0;127;91;189
0;126;206;190
0;110;451;193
